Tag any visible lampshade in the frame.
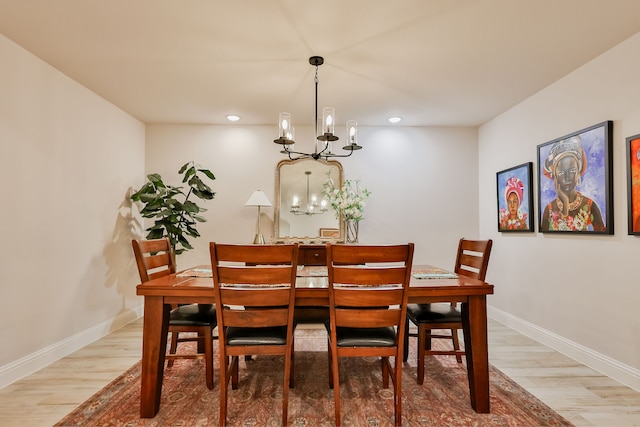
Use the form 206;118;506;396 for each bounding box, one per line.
245;190;272;207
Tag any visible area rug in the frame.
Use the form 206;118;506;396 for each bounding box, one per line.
55;329;573;426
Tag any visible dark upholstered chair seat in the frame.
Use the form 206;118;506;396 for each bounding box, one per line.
406;303;461;324
169;304;217;327
225;326;289;346
324;322;397;347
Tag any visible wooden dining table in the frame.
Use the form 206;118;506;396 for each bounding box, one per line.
136;264;494;418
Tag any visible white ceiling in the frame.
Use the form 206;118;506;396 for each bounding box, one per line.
2;0;640;127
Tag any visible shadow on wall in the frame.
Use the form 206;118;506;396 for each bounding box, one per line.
103;187;144;331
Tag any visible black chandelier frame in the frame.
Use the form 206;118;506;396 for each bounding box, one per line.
273;56;363;161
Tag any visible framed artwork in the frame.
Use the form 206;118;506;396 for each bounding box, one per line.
626;133;640;235
319;228;340;238
537;121;613;234
496;163;534;232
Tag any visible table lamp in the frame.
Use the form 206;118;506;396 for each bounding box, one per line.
245;190;272;244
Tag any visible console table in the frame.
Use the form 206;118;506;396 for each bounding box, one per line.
297;244;327;266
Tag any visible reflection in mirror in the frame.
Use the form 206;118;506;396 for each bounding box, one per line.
275;159;343;242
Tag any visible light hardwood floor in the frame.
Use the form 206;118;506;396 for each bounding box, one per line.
0;318;639;426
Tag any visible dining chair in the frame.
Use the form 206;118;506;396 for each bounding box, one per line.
132;238;217;389
209;242;299;427
325;243;414;427
403;238;492;385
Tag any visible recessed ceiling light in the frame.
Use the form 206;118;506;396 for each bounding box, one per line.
388;116;402;124
226;115;240;122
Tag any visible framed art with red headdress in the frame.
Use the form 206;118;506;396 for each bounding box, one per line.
496;162;534;232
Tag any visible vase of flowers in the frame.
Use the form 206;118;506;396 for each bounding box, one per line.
345;220;359;244
323;176;370;244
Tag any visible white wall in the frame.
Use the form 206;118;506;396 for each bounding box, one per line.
479;32;640;389
0;35;145;386
145;125;480;271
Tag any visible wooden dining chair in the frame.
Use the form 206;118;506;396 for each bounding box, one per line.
132;238;218;389
209;242;299;427
403;238;492;385
326;243;414;427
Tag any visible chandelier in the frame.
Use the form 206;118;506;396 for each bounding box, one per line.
291;171;328;216
274;56;363;161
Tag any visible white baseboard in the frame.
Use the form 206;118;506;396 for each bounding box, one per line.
0;305;144;389
488;305;640;392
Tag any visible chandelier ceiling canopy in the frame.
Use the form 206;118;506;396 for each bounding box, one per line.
274;56;363;161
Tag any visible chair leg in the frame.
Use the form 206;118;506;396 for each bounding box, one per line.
231;356;239;390
332;352;341;426
195;330;205;353
283;347;292;424
394;357;403;427
327;337;334;389
451;328;463;363
167;331;179;367
381;357;390;388
403;320;410;362
417;324;427;385
289;335;295;388
204;328;214;390
219;355;228;427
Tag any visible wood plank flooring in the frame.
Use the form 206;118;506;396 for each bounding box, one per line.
0;318;639;426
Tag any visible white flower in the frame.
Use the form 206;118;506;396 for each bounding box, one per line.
323;176;371;222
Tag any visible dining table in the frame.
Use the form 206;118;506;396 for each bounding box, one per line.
136;264;494;418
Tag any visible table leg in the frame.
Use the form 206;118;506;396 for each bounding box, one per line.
140;296;170;418
461;295;490;413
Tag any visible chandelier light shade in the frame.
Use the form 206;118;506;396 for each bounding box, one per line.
278;112;292;139
347;120;358;145
274;56;363;161
322;107;336;136
245;190;272;244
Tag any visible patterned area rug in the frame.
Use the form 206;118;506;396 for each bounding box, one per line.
55;329;573;426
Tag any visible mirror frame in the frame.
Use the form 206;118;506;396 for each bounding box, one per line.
274;158;344;243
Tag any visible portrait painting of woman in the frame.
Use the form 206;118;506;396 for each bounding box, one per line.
497;162;533;232
538;121;612;234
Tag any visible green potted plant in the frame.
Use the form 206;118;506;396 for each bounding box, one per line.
131;161;216;255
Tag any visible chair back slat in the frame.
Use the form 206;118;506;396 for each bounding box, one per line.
335;308;402;328
454;238;492;281
223;308;290;328
143;253;172;270
332;267;407;286
329;244;412;265
217;265;293;285
219;287;291;307
214;244;295;264
333;287;404;307
132;238;175;283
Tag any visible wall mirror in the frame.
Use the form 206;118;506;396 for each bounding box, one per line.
275;159;343;242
